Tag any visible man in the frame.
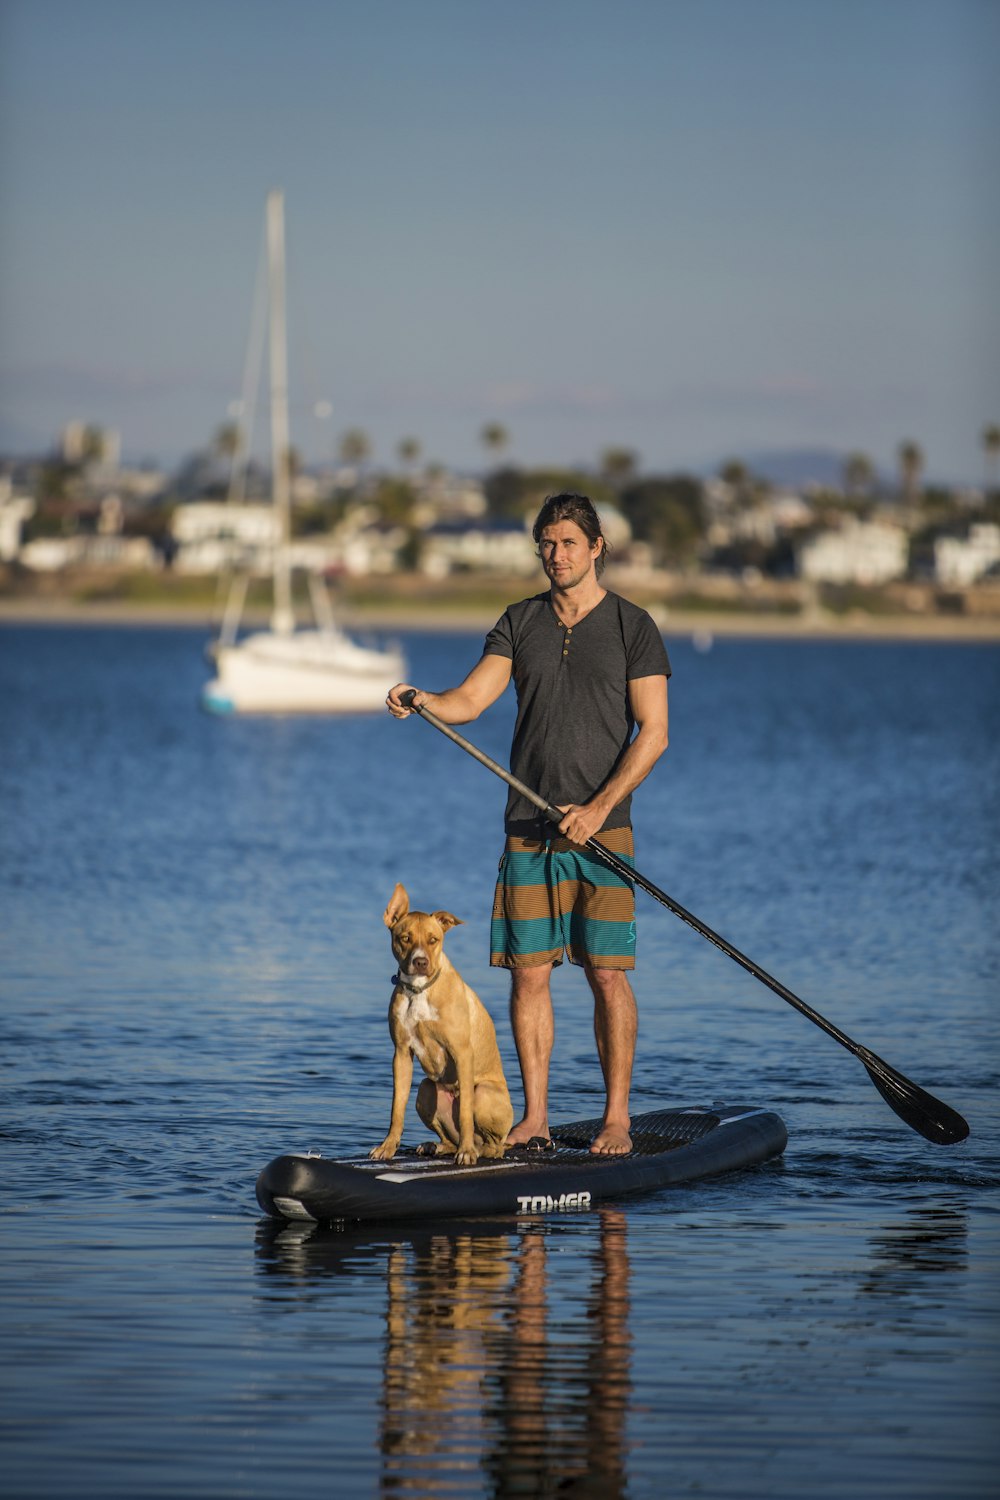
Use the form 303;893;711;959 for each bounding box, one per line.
387;492;670;1155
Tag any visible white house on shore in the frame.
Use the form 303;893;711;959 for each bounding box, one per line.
934;523;1000;587
797;519;908;586
169;499;410;577
420;518;537;579
170;502;280;574
18;535;159;572
0;479;35;562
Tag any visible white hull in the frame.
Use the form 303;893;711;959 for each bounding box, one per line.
203;628;404;714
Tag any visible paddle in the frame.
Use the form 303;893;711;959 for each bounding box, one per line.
397;690;970;1146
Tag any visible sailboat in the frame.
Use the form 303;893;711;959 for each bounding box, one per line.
202;191;405;714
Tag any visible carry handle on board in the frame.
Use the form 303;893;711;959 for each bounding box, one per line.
396;688;970;1146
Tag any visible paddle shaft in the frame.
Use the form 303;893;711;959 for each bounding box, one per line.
397;690;969;1145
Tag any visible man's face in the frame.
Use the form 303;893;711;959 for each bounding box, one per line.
538;520;602;590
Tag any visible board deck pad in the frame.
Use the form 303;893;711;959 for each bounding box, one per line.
256;1103;788;1224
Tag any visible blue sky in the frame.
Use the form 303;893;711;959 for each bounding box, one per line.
1;0;997;481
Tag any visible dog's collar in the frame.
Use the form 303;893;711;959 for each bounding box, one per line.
392;968;442;995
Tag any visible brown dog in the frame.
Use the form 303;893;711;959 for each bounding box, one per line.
371;883;513;1166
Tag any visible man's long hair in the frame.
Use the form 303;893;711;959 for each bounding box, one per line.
532;492;610;576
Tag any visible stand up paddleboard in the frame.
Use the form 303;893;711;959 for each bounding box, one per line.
256;1102;787;1224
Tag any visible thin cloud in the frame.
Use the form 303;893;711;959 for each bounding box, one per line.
0;360;232;403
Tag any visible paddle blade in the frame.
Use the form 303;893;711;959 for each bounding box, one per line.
861;1056;969;1145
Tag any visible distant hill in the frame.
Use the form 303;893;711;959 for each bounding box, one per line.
712;448;974;492
721;448;860;490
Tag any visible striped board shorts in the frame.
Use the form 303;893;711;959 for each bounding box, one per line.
490;826;637;970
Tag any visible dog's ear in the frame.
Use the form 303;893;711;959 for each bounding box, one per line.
383;883;409;928
433;911;463;932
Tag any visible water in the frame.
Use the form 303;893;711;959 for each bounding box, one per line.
1;622;998;1498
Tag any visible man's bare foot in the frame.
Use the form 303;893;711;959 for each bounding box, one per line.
590;1122;632;1155
506;1117;551;1149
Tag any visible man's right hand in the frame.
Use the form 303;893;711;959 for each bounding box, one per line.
386;683;424;719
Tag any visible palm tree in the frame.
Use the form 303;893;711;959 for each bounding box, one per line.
843;451;874;500
897;440;924;509
338;427;372;471
82;424;107;463
982;424;1000;499
600;446;638;492
719;458;751;511
480;422;509;466
396;436;422;473
214;421;241;458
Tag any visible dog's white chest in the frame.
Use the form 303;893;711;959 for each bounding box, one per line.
397;993;439;1047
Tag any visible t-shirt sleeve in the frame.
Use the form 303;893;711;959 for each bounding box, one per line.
625;606;672;680
483;609;515;659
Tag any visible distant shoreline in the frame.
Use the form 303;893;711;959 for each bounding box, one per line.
1;594;997;643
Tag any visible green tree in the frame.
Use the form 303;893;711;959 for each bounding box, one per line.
214;422;242;461
338;427;372;470
480;422;509;466
619;476;706;564
484;466;615;522
600;446;639;492
396;436;422;472
82;424;106;462
719;458;751;510
897;440;924;508
483;465;526;520
372;478;417;527
35;461;72;506
843;451;874;500
982;423;1000;499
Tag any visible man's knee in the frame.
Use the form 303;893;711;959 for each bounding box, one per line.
585;967;635;1002
510;962;553;1001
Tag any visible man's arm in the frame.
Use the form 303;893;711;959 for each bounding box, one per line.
558;674;669;845
387;652;513;724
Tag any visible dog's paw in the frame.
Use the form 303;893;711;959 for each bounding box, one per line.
478;1141;507;1159
455;1146;480;1167
368;1142;397;1161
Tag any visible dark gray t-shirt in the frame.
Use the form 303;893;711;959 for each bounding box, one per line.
483;590;671;834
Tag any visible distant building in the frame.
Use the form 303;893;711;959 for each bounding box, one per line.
934;524;1000;587
115;467;168;503
61;421;121;468
707;491;812;549
170;501;279;574
797;519;907;585
418;474;488;520
0;478;35;561
19;535;158;572
420;518;536;579
338;523;410;576
170;499;414;577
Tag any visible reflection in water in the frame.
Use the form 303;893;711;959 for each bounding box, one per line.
380;1229;509;1490
256;1211;632;1496
484;1210;631;1498
859;1207;969;1301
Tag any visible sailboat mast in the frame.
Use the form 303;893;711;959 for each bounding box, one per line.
267;189;294;636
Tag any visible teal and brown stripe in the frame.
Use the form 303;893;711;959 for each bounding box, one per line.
490;826;637;970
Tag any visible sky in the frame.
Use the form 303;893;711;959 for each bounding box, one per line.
1;0;997;483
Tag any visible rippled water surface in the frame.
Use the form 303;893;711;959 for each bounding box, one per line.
1;623;998;1497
